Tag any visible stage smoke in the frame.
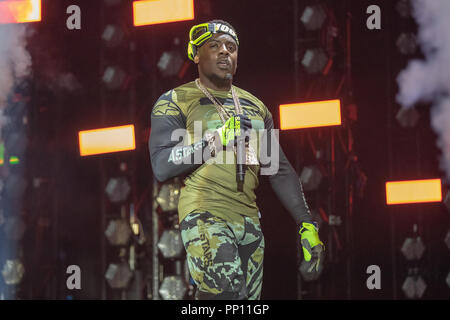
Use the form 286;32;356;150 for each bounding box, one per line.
0;24;32;109
0;23;32;299
396;0;450;181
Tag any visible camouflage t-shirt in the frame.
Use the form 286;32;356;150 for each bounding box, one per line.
150;81;271;223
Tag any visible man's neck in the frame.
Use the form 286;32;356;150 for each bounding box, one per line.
199;74;232;91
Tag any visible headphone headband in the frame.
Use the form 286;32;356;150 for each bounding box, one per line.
187;22;239;61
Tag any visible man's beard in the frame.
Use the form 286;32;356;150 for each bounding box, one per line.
209;72;233;88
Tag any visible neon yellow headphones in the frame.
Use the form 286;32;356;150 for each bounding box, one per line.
187;22;239;61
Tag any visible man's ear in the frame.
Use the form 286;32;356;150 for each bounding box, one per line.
194;55;199;64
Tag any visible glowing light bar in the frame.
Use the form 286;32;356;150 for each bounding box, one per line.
79;125;136;156
0;0;41;24
0;143;4;165
9;156;20;164
279;99;341;130
133;0;194;26
386;179;442;205
0;143;20;165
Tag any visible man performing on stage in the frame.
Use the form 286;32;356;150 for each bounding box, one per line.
149;20;324;300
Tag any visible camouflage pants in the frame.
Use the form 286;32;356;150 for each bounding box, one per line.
180;211;265;300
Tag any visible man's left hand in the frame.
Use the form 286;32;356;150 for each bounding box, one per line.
299;222;325;281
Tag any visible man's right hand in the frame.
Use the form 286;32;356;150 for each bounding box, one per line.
216;115;252;147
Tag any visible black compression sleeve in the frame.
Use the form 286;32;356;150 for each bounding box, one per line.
261;114;313;225
149;101;209;183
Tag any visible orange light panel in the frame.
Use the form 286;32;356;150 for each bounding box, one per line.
386;179;442;205
279;99;341;130
133;0;194;26
0;0;41;24
79;125;136;156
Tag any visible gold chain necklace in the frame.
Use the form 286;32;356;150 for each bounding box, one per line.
195;78;258;165
195;78;242;123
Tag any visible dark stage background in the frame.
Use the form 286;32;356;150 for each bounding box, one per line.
1;0;448;300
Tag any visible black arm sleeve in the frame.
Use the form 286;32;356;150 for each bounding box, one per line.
149;95;210;183
261;113;313;225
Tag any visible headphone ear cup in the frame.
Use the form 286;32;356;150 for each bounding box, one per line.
187;43;194;61
187;42;197;62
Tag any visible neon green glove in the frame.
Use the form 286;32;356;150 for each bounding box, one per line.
299;222;325;281
216;115;252;147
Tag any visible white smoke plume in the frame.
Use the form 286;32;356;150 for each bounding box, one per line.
0;23;32;110
0;23;32;300
396;0;450;181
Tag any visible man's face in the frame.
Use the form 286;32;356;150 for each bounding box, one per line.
195;32;238;81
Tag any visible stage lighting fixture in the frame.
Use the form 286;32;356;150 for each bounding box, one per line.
159;275;187;300
2;98;28;158
329;215;342;226
0;210;4;226
396;33;417;55
78;125;136;156
300;165;323;192
157;50;184;78
133;0;194;26
385;179;442;205
102;66;126;90
401;237;425;261
402;274;426;299
301;48;330;75
0;0;41;24
4;216;26;241
105;219;132;246
4;172;27;200
105;177;130;203
444;191;450;212
396;0;412;18
396;106;419;128
1;259;25;285
156;182;181;212
3;97;27;125
9;156;20;165
444;229;450;251
0;144;5;166
279;99;341;130
4;132;27;157
157;229;184;259
300;4;327;31
105;262;133;289
102;24;125;48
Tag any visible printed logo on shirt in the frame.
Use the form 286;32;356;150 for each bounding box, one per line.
152;98;181;116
